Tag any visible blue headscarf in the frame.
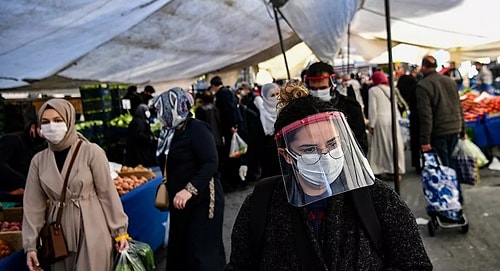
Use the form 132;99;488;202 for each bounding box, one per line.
153;87;194;156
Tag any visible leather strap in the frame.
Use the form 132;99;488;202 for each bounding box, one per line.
55;140;83;225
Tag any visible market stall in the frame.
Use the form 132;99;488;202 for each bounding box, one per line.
461;91;500;147
0;167;168;270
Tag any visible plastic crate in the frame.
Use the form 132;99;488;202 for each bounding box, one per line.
465;117;488;147
82;99;113;113
79;84;111;100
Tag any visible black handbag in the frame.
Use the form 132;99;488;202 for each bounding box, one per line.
37;140;82;265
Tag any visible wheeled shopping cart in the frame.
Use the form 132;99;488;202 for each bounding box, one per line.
421;152;469;236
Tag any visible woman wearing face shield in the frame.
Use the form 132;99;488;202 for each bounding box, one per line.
226;84;432;270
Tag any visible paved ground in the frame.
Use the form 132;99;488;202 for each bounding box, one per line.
154;151;500;270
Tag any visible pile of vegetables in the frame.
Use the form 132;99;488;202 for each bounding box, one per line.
460;91;500;122
114;175;149;196
0;221;21;232
0;239;11;259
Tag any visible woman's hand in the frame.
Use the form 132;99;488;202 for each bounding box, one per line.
173;189;193;209
115;238;129;253
26;250;43;271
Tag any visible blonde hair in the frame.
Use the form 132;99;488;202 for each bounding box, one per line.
277;79;309;112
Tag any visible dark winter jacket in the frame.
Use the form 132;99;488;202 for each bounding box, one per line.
331;93;368;155
126;105;157;167
226;179;432;271
415;71;464;144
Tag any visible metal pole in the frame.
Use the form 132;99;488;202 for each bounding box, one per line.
273;7;291;80
347;24;351;74
384;0;400;194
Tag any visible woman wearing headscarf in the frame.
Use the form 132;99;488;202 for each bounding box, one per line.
22;99;129;271
126;104;158;167
153;88;226;270
254;82;282;178
367;71;406;180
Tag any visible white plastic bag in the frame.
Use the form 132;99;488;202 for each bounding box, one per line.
229;132;248;158
453;138;489;168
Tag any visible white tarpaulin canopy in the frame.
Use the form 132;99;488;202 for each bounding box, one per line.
1;0;499;90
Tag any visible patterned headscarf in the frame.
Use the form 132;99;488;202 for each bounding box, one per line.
153;87;194;156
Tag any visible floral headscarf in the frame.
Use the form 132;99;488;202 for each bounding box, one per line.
153;87;194;156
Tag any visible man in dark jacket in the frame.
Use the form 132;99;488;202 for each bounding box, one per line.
210;76;246;190
0;121;46;198
126;104;157;167
416;55;464;167
305;62;368;154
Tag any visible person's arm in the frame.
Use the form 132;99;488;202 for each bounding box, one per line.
0;136;27;190
22;155;47;252
415;84;433;147
370;181;433;270
367;88;377;134
185;120;218;193
89;143;129;237
225;195;254;271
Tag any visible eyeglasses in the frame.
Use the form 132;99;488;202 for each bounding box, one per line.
308;86;330;91
286;138;343;165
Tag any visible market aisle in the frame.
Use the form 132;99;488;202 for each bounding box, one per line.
154;150;500;270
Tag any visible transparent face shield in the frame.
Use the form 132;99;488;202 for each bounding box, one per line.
275;112;375;207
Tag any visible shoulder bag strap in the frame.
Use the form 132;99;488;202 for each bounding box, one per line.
55;140;83;225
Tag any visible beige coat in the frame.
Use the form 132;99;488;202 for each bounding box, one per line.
22;140;128;271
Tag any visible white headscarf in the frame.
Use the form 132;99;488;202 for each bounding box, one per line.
259;83;279;136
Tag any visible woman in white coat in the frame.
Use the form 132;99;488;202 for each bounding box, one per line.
23;99;129;271
367;71;406;180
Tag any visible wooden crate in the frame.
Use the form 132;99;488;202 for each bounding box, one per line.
0;207;23;253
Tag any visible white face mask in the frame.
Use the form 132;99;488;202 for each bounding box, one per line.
40;122;68;144
296;147;344;188
145;110;151;119
309;87;331;101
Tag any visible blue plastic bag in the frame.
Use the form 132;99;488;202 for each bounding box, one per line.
421;152;462;221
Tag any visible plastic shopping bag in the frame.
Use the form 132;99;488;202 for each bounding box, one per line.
229;132;248;158
114;240;155;271
453;138;489;168
421;152;462;221
114;250;146;271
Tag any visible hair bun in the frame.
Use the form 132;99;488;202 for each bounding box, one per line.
277;79;309;111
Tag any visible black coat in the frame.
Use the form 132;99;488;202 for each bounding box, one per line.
331;94;368;155
226;179;432;270
0;131;46;191
158;118;226;271
126;115;157;167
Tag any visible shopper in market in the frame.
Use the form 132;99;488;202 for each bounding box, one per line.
253;82;282;179
367;71;406;182
209;76;247;191
397;65;422;173
125;104;158;167
139;85;156;105
416;55;465;203
23;99;129;271
305;62;368;154
124;85;143;115
226;89;432;270
154;87;226;270
0;119;46;198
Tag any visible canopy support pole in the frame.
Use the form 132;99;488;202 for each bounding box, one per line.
273;7;291;80
347;24;351;74
384;0;400;195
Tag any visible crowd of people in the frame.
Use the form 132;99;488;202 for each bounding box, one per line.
0;55;489;270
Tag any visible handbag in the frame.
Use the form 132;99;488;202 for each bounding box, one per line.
154;161;169;211
37;140;82;265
